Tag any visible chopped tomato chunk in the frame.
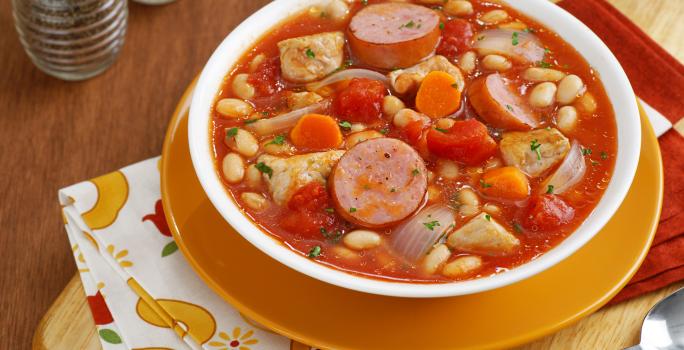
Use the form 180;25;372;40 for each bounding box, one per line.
282;182;340;238
523;194;575;231
248;56;284;96
426;119;497;165
403;120;427;145
333;78;388;123
288;182;329;212
436;19;474;60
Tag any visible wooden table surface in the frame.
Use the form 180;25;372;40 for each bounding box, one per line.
0;0;682;349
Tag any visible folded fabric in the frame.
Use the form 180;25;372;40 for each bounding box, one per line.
557;0;684;304
59;158;296;350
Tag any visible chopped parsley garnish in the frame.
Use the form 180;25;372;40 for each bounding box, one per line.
582;148;593;156
512;31;519;46
423;220;440;231
267;134;286;146
243;119;259;125
600;151;608;160
477;35;485;41
544;47;551;54
260;111;270;116
412;168;420;176
339;121;352;130
435;127;449;133
305;48;315;59
530;139;542;160
349;207;357;213
546;185;554;194
480;179;493;188
255;162;273;178
225;127;238;139
537;61;552;68
513;222;523;233
324;208;335;213
485;214;492;221
320;228;343;242
505;104;514;112
523;28;535;33
343;60;353;69
400;20;416;29
439;22;445;30
307;246;322;258
379;128;389;135
591;160;600;166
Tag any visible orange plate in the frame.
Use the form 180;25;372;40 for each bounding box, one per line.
162;82;663;350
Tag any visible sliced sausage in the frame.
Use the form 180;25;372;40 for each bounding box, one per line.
330;138;428;228
348;3;441;69
468;73;539;130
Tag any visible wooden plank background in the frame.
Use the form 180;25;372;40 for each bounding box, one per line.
0;0;681;348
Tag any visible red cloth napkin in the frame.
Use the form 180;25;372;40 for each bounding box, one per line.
557;0;684;303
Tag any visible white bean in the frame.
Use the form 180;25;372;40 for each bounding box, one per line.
343;230;382;250
483;203;501;215
331;246;360;261
224;128;259;157
232;73;255;100
345;130;383;149
575;92;597;114
529;82;557;108
216;98;253;118
436;159;459;180
457;188;480;217
557;106;579;133
482;54;512;72
383;95;405;117
241;192;268;211
556;74;585;105
436;118;455;130
458;51;477;74
422;244;451;274
522;68;566;82
249;53;266;73
444;0;473;17
442;256;482;277
222;153;245;183
393;108;421;128
245;164;262;189
325;0;350;21
350;123;367;133
480;9;509;24
262;138;294;156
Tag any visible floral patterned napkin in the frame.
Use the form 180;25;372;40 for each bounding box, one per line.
59;157;301;350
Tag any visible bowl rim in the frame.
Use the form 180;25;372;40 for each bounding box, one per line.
188;0;641;298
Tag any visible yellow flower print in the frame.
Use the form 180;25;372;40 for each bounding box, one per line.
209;327;258;350
106;244;133;268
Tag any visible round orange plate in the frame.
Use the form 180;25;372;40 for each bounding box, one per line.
162;82;663;350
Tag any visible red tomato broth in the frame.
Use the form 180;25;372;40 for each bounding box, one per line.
210;0;617;284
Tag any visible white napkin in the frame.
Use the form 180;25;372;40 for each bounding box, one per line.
59;157;297;350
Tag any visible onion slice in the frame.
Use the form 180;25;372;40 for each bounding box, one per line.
473;29;545;63
245;99;330;136
541;141;587;195
391;205;456;263
306;68;390;92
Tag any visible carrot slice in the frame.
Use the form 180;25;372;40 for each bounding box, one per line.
415;71;462;118
290;113;343;151
481;166;530;200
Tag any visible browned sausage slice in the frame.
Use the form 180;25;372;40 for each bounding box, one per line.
348;3;441;69
468;73;539;131
330;138;428;228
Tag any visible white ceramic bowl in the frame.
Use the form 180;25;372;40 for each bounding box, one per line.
188;0;640;298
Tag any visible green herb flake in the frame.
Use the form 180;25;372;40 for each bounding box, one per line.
390;188;396;192
513;222;523;233
439;22;445;30
339;121;352;130
512;31;519;46
361;0;368;5
546;185;554;194
537;61;552;68
267;134;286;146
582;148;593;156
480;179;493;188
307;246;322;258
225;127;238;139
423;220;441;231
243;119;259;125
401;20;416;29
523;28;535;33
380;128;389;135
324;208;335;213
485;214;492;221
600;151;608;160
435;127;449;133
349;207;357;213
530;139;542;160
412;168;420;176
544;47;551;54
505;104;514;112
255;162;273;178
305;48;315;59
477;35;485;41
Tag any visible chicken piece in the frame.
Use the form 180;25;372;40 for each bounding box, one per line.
258;150;345;205
447;213;520;256
278;32;345;83
387;55;465;95
499;128;571;177
287;91;323;110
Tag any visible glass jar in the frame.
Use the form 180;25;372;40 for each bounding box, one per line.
12;0;128;81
